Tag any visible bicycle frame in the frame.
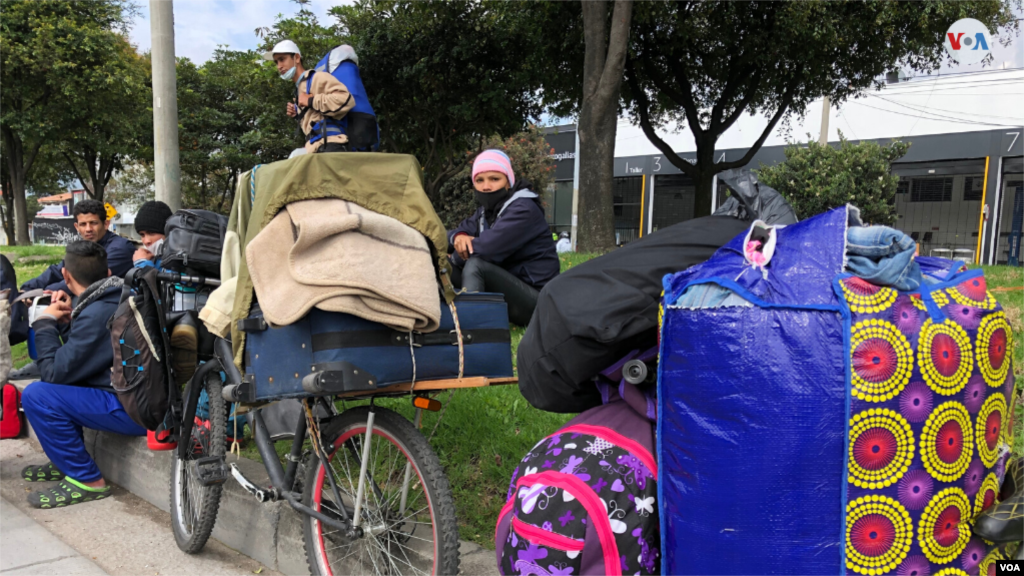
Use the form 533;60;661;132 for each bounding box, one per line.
211;336;410;542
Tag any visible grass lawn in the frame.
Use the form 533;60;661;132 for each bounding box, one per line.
5;245;1022;549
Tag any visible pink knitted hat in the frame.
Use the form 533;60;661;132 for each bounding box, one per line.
471;149;515;187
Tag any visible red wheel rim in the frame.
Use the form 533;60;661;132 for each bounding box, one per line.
312;425;439;576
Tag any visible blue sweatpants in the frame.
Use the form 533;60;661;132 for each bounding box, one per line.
21;382;146;482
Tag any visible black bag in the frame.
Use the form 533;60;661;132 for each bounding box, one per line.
517;216;751;413
2;255;28;346
109;268;177;430
162;209;228;277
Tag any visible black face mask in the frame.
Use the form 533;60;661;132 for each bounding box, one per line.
476;187;512;224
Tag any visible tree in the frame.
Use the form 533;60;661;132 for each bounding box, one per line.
623;1;1019;219
0;0;136;243
174;46;306;213
758;135;910;225
331;1;546;200
59;39;152;203
436;125;556;228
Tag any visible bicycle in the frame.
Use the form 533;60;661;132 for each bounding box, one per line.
156;270;515;575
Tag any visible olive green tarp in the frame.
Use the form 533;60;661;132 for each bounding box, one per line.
228;152;450;368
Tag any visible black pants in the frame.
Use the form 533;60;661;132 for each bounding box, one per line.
450;257;539;327
318;142;348;153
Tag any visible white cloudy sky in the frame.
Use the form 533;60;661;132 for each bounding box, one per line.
129;0;348;63
130;1;1024;154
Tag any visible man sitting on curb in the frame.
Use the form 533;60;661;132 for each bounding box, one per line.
12;199;135;380
20;241;146;508
129;200;199;385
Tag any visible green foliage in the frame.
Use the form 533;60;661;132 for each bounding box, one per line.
436;126;556;228
57;36;152;201
175;48;298;213
757;135;909;225
1;0;141;241
620;0;1021;217
331;1;546;198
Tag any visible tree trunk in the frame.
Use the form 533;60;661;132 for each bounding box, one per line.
1;167;14;245
693;167;717;217
10;171;30;245
577;102;619;252
692;143;718;217
576;0;632;253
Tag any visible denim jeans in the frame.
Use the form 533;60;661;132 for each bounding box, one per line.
846;226;923;291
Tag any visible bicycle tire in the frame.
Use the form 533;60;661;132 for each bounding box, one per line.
170;370;226;553
302;406;460;576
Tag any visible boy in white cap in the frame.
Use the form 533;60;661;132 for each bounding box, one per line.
265;40;356;153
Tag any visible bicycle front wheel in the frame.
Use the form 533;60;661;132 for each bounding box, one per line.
302;406;460;576
170;370;226;553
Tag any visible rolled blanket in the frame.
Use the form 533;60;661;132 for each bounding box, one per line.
247;198;440;332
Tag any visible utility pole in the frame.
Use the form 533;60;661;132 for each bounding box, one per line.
819;96;830;146
151;0;181;211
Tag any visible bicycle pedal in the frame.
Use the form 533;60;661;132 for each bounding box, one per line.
192;455;228;486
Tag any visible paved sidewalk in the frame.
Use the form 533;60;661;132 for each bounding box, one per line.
0;497;107;575
0;438;280;576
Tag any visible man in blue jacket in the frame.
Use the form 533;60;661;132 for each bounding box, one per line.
19;241;146;508
12;199;135;380
448;150;559;326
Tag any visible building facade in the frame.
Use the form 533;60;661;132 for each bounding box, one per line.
545;126;1024;265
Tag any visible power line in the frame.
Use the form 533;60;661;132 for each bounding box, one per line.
865;92;1024;122
848;100;1023;128
874;77;1024;93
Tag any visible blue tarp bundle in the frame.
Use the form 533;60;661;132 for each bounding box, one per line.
657;206;1015;575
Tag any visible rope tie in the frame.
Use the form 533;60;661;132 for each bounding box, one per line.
408;329;417;393
250;164;262;207
448;300;464;380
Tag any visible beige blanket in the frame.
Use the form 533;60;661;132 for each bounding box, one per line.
246;198;440;332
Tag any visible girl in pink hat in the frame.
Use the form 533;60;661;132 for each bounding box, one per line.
447;150;559;326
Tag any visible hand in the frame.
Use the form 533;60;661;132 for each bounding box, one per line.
43;290;72;323
297;91;312;108
133;247;154;262
286;102;298;117
453;233;474;261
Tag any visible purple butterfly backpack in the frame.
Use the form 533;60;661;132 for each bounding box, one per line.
496;348;660;576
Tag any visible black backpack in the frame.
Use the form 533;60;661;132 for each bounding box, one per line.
162;209;228;277
109;268;177;430
1;255;28;346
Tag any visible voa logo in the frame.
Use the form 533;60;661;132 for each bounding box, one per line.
944;18;993;65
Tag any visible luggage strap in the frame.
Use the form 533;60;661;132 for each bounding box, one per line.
311;328;508;352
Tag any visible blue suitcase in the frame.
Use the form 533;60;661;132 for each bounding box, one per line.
237;293;514;401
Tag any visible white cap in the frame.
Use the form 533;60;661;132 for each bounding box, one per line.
263;40;301;61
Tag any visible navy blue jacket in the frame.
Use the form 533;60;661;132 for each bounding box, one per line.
21;231;135;292
32;285;121;389
448;184;559;289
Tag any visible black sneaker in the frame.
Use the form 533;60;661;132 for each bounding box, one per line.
10;361;40;380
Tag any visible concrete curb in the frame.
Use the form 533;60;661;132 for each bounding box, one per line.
11;379;497;576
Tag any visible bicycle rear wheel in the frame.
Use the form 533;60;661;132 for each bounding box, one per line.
302;406;460;576
170;370;226;553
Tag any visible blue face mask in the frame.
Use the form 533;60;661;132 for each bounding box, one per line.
279;66;296;81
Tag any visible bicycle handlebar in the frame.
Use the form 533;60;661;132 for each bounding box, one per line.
155;270;221;288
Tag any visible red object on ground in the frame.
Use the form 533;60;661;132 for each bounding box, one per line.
147;428;177;451
1;383;23;439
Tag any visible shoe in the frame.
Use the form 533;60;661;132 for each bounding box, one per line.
973;458;1024;545
21;462;63;482
27;478;110;509
10;361;40;380
170;312;199;386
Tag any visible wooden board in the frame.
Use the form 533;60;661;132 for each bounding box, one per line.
338;376;518;398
